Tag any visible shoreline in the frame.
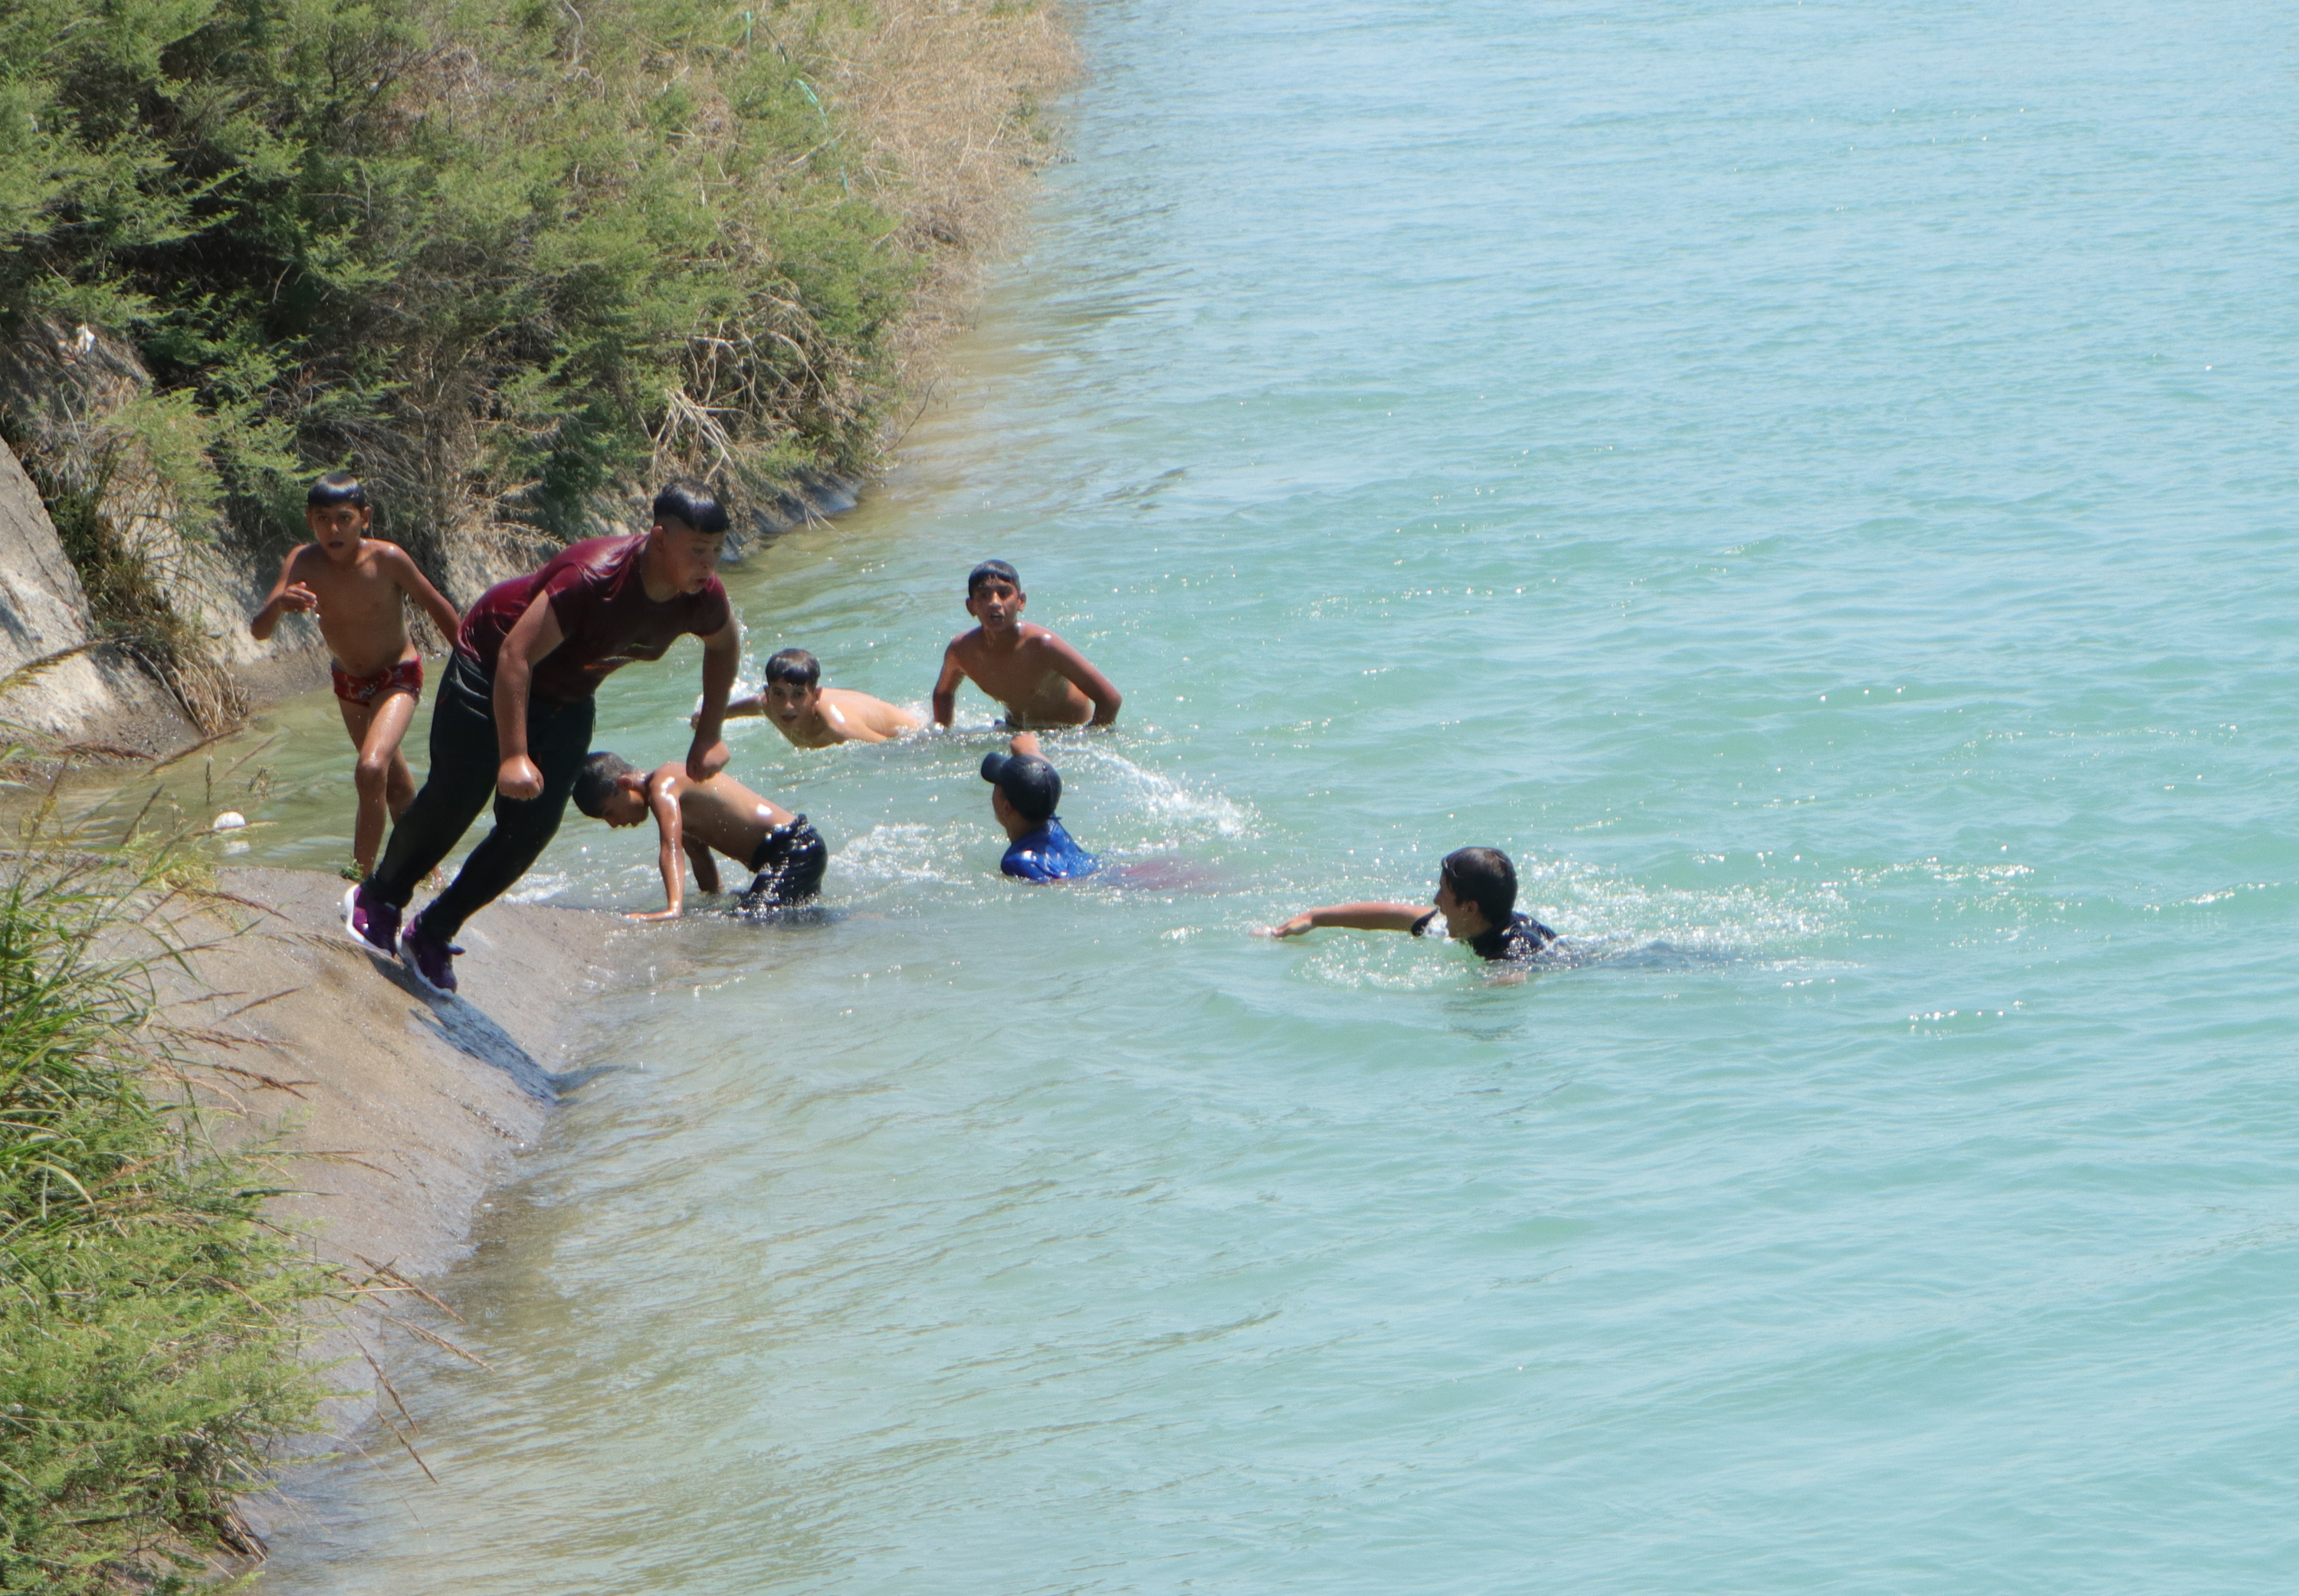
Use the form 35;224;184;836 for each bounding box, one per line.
142;867;625;1548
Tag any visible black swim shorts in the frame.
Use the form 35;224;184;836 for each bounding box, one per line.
743;815;828;908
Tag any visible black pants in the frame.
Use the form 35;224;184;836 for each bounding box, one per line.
371;655;595;939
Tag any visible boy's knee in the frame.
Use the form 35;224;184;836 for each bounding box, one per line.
353;755;391;796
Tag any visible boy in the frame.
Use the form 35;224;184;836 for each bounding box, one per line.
1266;847;1559;964
250;473;461;876
933;561;1123;729
572;752;826;917
344;480;742;994
717;647;920;747
979;732;1098;881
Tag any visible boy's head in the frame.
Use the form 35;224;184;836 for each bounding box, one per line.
1436;847;1517;936
648;480;730;593
572;752;648;827
964;560;1024;630
980;746;1061;831
762;647;822;727
305;471;371;549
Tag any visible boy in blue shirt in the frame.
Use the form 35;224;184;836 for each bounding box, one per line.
979;733;1097;881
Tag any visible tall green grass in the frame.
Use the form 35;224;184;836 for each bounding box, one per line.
0;837;326;1592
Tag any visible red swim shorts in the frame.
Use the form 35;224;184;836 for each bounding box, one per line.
332;655;424;708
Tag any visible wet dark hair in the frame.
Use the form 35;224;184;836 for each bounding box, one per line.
981;749;1061;822
967;559;1021;596
307;470;368;510
572;752;639;819
1440;847;1517;926
763;647;821;690
653;479;730;536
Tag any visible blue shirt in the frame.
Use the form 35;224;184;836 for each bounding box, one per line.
1002;818;1099;882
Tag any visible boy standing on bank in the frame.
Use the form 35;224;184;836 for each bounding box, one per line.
250;473;461;877
717;647;920;747
344;481;741;994
933;561;1123;729
572;752;827;917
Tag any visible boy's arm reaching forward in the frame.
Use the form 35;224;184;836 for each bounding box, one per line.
1038;633;1123;726
931;641;968;727
628;772;689;922
249;548;318;641
1266;902;1427;938
385;545;461;647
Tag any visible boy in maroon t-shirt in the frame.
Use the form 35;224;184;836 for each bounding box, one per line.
344;481;742;994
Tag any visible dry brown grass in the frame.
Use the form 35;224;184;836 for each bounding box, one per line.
827;0;1082;417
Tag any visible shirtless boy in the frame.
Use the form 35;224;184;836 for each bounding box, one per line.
932;561;1123;729
1266;847;1559;965
573;752;827;916
250;473;460;875
718;648;920;747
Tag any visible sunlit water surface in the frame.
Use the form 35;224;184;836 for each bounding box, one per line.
207;0;2299;1588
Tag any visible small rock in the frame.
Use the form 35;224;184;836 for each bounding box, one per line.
212;811;248;831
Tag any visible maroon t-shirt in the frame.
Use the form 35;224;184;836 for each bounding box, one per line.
457;536;731;704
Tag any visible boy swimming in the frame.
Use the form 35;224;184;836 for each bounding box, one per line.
250;472;461;876
344;480;741;994
1267;847;1559;963
717;647;921;747
979;732;1098;880
933;561;1123;729
572;753;826;917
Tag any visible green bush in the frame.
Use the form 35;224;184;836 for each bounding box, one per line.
0;850;327;1592
0;0;910;562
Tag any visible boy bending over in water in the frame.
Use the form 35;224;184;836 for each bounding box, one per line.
251;472;460;876
933;561;1122;729
1268;847;1558;964
717;647;920;747
572;752;826;918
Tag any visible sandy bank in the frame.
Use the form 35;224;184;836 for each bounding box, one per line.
141;868;622;1456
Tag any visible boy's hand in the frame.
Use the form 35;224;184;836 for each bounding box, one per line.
1265;913;1317;939
279;582;320;615
497;754;543;800
684;736;730;783
625;906;681;923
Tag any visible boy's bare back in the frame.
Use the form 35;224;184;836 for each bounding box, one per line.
648;765;795;863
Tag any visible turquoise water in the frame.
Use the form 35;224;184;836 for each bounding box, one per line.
239;0;2299;1588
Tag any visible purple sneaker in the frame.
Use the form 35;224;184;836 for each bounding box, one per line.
398;916;464;996
341;881;399;955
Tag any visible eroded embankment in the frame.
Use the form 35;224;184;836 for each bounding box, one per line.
149;869;621;1457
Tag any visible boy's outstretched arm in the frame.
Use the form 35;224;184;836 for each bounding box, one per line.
628;774;687;922
1266;901;1426;938
1041;634;1122;726
931;644;966;726
387;546;461;646
687;621;740;782
250;549;317;641
692;690;763;729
